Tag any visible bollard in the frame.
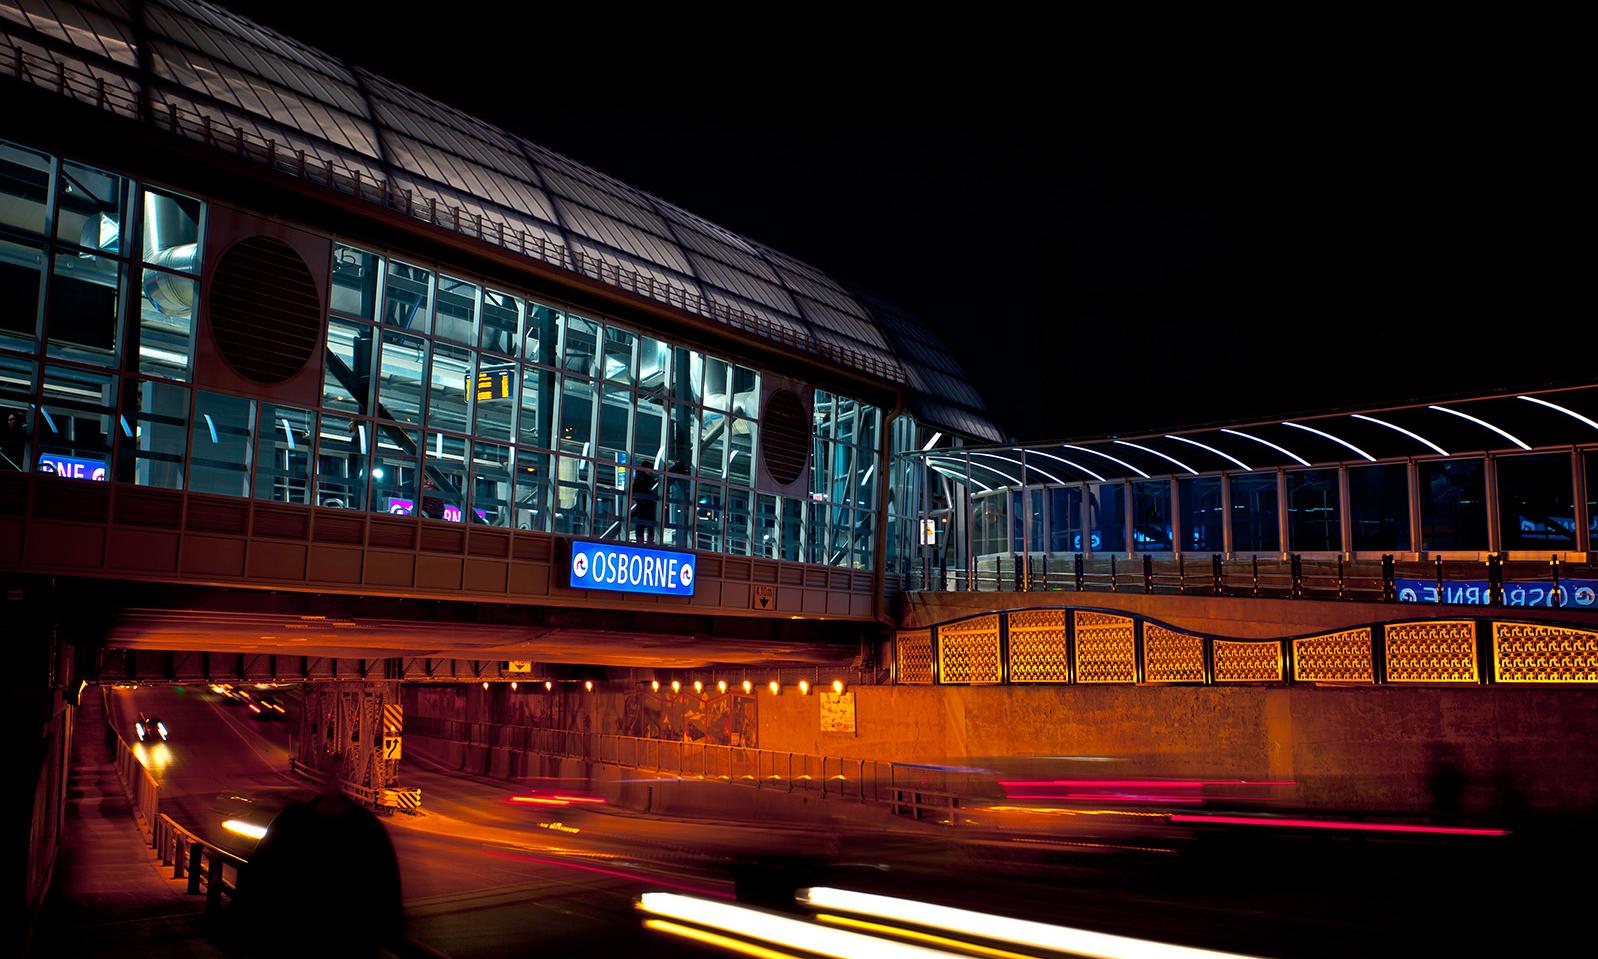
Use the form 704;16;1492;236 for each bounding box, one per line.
1143;554;1153;594
1074;553;1085;591
1337;554;1346;600
1212;554;1224;595
1109;554;1118;591
1290;554;1303;599
206;853;223;912
1487;552;1504;606
186;842;202;894
1251;556;1260;597
1381;554;1396;601
1551;554;1564;607
1434;556;1445;604
1177;553;1187;594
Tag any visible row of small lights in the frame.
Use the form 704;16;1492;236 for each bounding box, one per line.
482;678;847;695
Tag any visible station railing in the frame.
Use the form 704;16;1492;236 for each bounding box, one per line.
904;552;1596;607
408;716;991;824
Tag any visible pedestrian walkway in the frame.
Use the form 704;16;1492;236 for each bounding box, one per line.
30;694;224;958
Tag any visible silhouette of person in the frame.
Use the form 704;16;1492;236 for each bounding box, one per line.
630;469;659;542
234;756;403;958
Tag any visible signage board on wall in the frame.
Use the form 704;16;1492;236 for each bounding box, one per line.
820;691;856;733
569;541;696;596
38;454;107;481
1396;578;1598;608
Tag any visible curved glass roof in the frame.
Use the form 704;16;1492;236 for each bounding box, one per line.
0;0;1001;441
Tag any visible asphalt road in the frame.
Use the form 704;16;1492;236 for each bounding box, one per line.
101;685;1582;958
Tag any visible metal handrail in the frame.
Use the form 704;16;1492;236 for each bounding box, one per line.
0;40;907;385
152;813;247;912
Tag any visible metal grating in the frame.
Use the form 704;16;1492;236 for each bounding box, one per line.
207;235;321;383
1213;640;1283;683
759;388;809;486
1007;609;1070;683
1492;622;1598;683
1072;611;1136;684
1292;629;1374;683
937;615;1002;684
896;630;934;685
1143;623;1206;684
1385;621;1479;683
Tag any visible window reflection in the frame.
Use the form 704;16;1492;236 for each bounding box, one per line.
1496;454;1575;550
1419;459;1486;551
1229;473;1279;553
253;404;314;504
372;424;420;515
1287;469;1340;552
1132;480;1171;551
1179;476;1222;552
116;379;186;490
1350;462;1409;551
515;449;550;531
316;414;367;510
376;331;427;425
382;261;431;333
189;391;254;497
330;244;380;320
56;161;127;254
39;364;115;481
47;251;121;365
0;236;45;353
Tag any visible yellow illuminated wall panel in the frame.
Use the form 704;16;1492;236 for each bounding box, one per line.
1213;640;1283;683
938;615;1002;684
1385;621;1479;683
896;630;934;685
1292;628;1374;683
1073;611;1136;684
1007;609;1071;683
1492;622;1598;683
1143;623;1206;683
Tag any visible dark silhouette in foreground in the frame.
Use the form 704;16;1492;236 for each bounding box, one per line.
233;771;403;958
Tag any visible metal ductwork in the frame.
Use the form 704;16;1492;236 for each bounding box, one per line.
139;192;199;317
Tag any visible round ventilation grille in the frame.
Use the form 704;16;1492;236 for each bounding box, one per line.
208;236;320;384
760;388;809;486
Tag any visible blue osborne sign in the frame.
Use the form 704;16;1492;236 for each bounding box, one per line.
1396;578;1598;609
569;541;696;597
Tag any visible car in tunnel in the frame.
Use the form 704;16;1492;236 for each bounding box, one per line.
135;712;168;742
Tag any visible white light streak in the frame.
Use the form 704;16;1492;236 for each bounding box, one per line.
222;819;268;840
1429;405;1530;450
1112;440;1196;475
1350;414;1449;456
797;887;1265;959
638;892;953;958
1518;395;1598;432
1024;449;1106;482
920;431;943;451
927;462;991;492
968;451;1066;486
1219;428;1309;466
1061;444;1148;478
1162;435;1250;471
1282;421;1375;462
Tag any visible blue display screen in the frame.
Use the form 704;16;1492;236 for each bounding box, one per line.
569;541;696;596
1396;578;1597;608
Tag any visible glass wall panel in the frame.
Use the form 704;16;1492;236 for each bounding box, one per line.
433;275;477;344
780;497;803;561
806;498;828;564
376;331;427;425
698;408;726;478
1419;458;1487;551
726;487;752;556
1589;451;1598;546
252;403;313;503
558;375;594;455
470;440;512;526
372;424;420;515
137;268;196;380
857;403;880;453
55;161;127;253
1009;489;1042;553
1178;476;1222;552
731;365;759;417
47;252;121;365
559;314;598;376
315;414;367;510
973;491;1005;556
695;481;723;552
474;357;515;443
189;391;254;497
1049;486;1083;552
602;326;635;383
1349;462;1410;551
596;384;630;465
427;342;472;434
0;354;35;472
702;355;730;411
517;368;552;450
665;403;694;475
593;460;626;540
421;431;467;521
830;505;852;566
0;141;52;234
854;511;875;569
140;189;201;271
39;365;116;480
0;236;45;353
1230;473;1280;553
554;456;591;534
662;475;692;548
115;379;186;489
634;391;666;471
480;289;519;356
1132;479;1172;551
1287;469;1340;552
729;418;755;487
628;467;660;543
382;261;431;333
670;346;701;404
323;317;374;414
638;335;669;395
515;449;550;532
524;301;558;366
330;243;380;320
1496;453;1576;550
755;493;779;558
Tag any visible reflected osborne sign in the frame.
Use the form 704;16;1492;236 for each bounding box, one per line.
568;541;696;597
1396;578;1598;608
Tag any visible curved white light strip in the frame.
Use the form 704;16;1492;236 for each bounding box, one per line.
1519;394;1598;432
1219;428;1310;466
1162;434;1250;471
1349;414;1449;456
639;893;952;959
1429;405;1530;451
1061;444;1148;478
1282;421;1375;462
968;451;1067;486
1023;449;1106;483
1113;440;1196;475
798;887;1265;959
926;459;993;492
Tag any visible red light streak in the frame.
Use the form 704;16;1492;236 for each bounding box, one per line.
1004;793;1205;804
999;780;1295;789
1169;814;1508;836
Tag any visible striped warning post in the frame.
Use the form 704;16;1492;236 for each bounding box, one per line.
383;703;403;735
380;786;422;812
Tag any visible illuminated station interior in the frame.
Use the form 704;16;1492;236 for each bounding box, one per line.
3;2;1595;958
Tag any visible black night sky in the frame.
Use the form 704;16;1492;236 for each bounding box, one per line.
227;5;1586;442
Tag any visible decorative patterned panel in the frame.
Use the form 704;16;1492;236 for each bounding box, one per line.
1007;609;1070;683
1386;621;1479;683
1493;622;1598;683
1213;640;1283;683
896;629;934;685
1143;624;1206;683
938;615;1002;684
1073;611;1136;684
1292;629;1374;683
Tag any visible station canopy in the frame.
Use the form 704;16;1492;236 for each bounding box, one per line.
921;386;1598;488
0;0;1001;441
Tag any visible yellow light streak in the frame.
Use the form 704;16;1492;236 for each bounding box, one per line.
644;919;806;959
817;914;1038;959
638;892;957;958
